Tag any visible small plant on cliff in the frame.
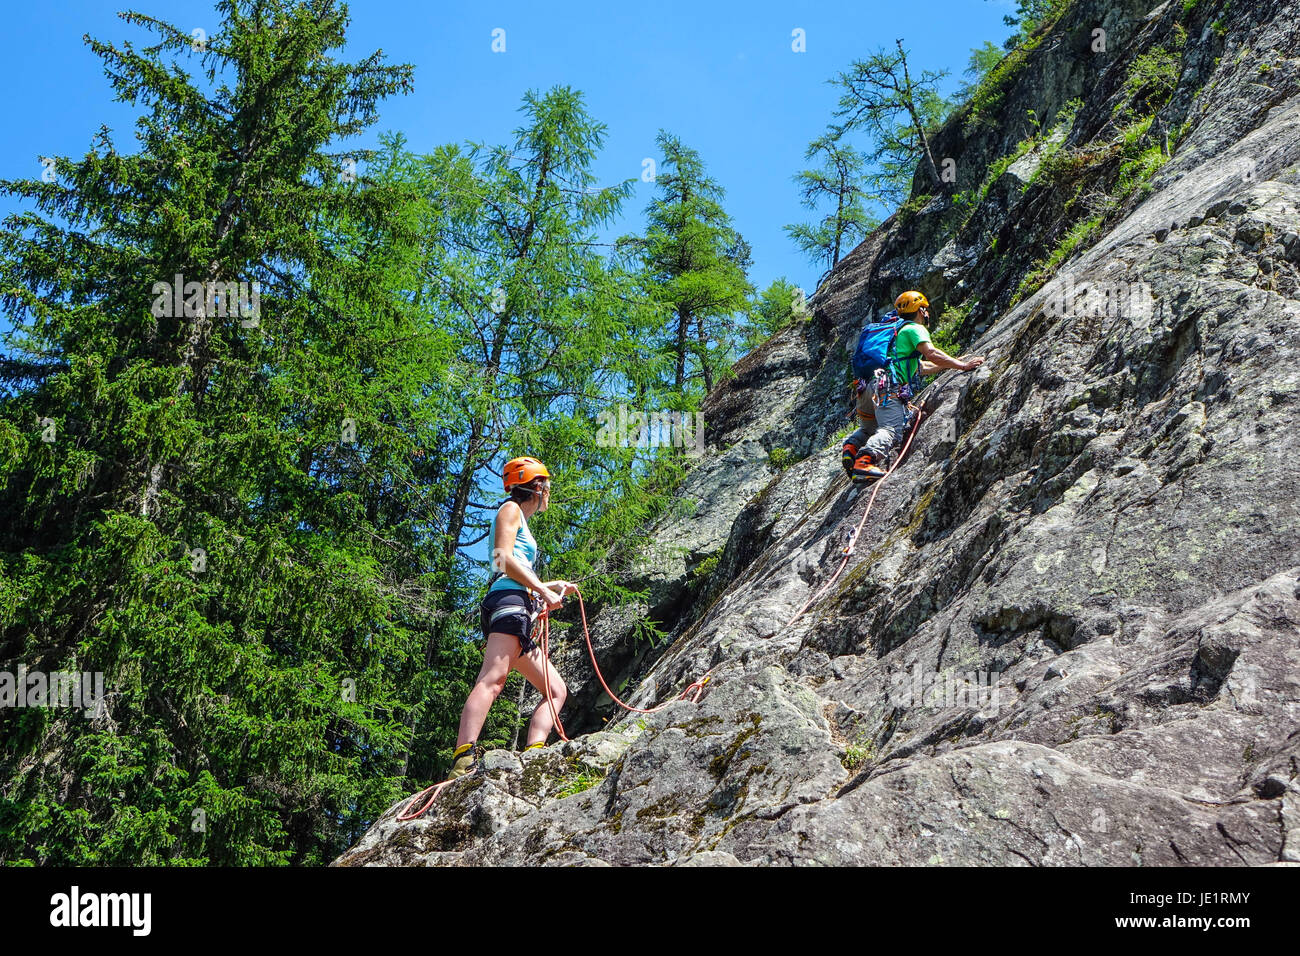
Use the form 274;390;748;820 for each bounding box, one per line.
929;303;973;366
692;553;721;582
1116;39;1184;124
897;192;935;222
1013;214;1105;303
843;738;876;770
768;447;797;470
555;763;607;799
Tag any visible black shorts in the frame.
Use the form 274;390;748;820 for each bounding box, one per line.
479;589;538;654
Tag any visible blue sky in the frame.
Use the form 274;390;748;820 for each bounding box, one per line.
0;0;1015;302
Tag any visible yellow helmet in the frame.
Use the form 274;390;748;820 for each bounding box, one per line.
895;291;929;315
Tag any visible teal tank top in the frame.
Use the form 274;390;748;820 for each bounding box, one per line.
487;505;539;595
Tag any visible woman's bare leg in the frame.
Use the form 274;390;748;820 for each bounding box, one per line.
456;633;520;749
511;646;568;746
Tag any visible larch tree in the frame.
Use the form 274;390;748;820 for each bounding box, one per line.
785;134;879;273
629;131;752;397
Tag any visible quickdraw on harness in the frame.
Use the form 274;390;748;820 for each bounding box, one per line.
397;583;710;822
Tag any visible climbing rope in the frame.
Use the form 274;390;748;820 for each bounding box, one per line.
397;584;709;820
784;406;925;630
537;585;710;744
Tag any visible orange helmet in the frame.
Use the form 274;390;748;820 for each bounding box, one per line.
895;291;929;314
503;456;550;491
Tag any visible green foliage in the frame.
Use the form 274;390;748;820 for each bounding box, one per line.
0;0;424;866
692;553;721;581
554;762;606;799
929;301;975;363
786;136;879;271
630;615;668;650
962;1;1073;135
897;193;934;222
1116;41;1184;123
1117;144;1169;198
952;99;1081;234
842;738;875;770
767;447;796;471
995;0;1073;40
955;41;1007;103
1211;0;1232;35
1126;48;1180;100
0;0;713;869
829;41;952;207
624;131;754;396
1013;215;1105;302
739;279;804;355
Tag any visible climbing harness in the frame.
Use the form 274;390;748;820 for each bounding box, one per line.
396;584;709;821
785;408;924;631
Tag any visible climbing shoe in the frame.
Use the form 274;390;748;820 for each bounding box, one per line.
523;741;544;752
841;443;857;477
447;742;480;780
851;453;886;484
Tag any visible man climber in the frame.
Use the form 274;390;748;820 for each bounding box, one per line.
842;291;984;483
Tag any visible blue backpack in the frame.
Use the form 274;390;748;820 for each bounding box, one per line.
851;310;909;382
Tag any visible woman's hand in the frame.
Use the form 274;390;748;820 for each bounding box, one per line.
538;586;564;610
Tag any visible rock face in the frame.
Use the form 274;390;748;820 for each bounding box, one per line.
336;0;1300;866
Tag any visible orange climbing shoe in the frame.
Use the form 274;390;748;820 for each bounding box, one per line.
852;453;886;484
841;443;857;477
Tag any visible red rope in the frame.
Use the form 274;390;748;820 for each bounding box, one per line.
397;585;708;820
537;586;709;743
785;406;923;630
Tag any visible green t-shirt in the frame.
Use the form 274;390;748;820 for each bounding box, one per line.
890;322;931;386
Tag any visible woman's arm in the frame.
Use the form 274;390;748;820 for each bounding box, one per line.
494;504;562;606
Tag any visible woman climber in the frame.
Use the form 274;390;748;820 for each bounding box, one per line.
447;456;576;779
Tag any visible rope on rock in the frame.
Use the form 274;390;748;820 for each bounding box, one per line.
397;585;708;820
538;585;710;743
785;408;924;630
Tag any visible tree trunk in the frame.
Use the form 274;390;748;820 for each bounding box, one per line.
896;39;943;191
674;305;689;391
696;311;712;394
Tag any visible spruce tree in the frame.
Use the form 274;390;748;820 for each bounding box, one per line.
0;0;432;865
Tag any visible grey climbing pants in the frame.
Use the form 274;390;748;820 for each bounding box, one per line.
846;390;917;466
